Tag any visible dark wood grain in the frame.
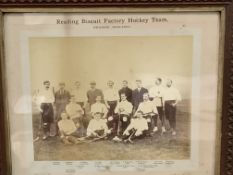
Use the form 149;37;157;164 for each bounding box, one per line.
221;3;233;175
0;0;231;7
0;1;232;175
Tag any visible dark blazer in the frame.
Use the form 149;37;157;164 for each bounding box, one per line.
119;87;133;103
132;87;148;110
55;89;71;106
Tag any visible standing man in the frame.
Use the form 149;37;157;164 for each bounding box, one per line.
37;80;55;140
55;82;71;121
104;80;119;117
135;93;158;135
164;79;181;136
71;81;87;109
87;81;104;105
149;78;165;132
132;80;148;112
118;80;133;103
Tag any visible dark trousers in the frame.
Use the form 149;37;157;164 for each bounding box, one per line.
106;101;118;135
55;103;67;120
165;100;176;130
116;114;131;136
157;106;164;122
40;103;54;134
107;101;117;117
107;114;118;136
143;115;156;134
72;117;86;137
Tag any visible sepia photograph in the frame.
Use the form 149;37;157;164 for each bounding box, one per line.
31;36;192;161
3;11;222;175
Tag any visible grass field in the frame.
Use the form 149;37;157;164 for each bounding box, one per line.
33;100;190;161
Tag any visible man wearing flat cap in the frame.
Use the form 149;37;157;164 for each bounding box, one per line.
87;81;104;105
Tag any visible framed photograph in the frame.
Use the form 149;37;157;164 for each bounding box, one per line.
0;1;232;175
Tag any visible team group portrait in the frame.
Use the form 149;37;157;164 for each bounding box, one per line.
30;36;192;160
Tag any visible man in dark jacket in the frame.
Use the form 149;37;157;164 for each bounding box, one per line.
118;80;133;103
132;80;148;113
55;82;71;121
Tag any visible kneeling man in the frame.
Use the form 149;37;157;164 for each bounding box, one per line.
122;111;148;143
66;96;85;136
87;112;109;138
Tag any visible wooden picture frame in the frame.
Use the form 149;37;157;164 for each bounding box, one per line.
0;1;232;175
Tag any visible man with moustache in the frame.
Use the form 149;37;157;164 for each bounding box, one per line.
36;80;55;140
104;80;119;118
163;79;182;136
135;93;158;135
112;93;133;142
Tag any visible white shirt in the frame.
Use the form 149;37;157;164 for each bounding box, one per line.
58;119;77;135
149;85;165;98
164;87;182;101
149;85;165;107
104;88;119;101
87;119;108;136
71;88;87;103
37;88;55;104
91;103;108;116
66;102;84;119
114;100;133;115
136;100;158;115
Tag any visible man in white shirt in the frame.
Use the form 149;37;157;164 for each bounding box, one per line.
58;112;81;144
122;111;148;143
87;112;109;138
103;80;119;136
66;96;84;121
135;93;158;135
66;96;85;136
149;78;165;133
71;81;87;108
115;93;133;134
164;79;182;136
104;80;119;116
91;95;108;119
112;93;133;141
36;80;55;140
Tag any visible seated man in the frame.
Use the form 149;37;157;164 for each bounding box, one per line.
135;93;158;135
122;111;148;143
66;96;85;136
90;95;108;119
87;112;109;138
112;93;133;141
58;112;81;145
66;96;84;125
